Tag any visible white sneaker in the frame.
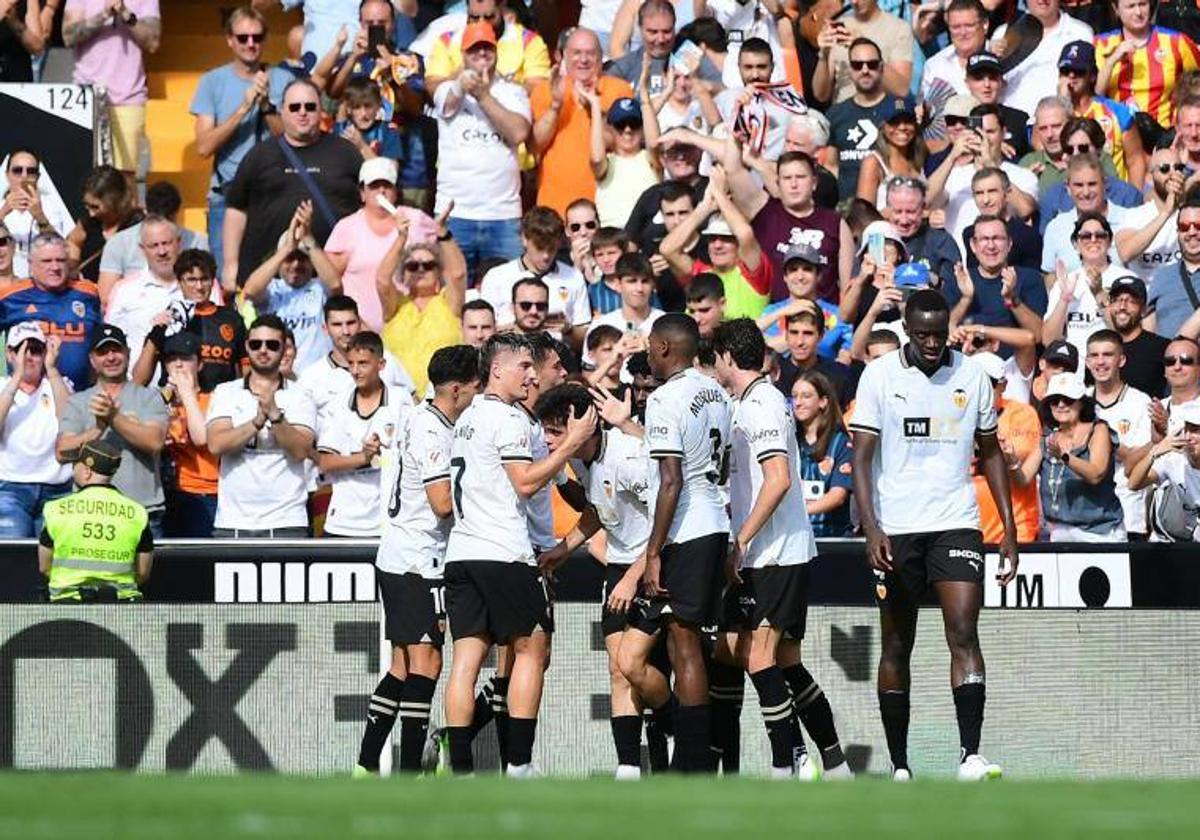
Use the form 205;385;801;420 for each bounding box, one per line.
769;766;794;780
957;754;1002;781
506;763;537;779
794;752;820;781
891;767;912;782
823;761;854;780
614;764;641;780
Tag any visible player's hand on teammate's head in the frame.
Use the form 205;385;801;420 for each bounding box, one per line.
564;403;598;447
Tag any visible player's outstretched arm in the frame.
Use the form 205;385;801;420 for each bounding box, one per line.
851;430;891;572
977;431;1019;585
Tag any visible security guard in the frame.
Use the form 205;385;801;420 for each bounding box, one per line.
38;440;154;602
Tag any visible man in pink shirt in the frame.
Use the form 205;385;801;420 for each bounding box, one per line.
63;0;162;176
324;157;437;332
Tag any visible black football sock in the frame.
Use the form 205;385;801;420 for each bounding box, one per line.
750;667;800;773
953;682;985;759
397;674;436;772
785;663;846;769
707;661;743;775
506;717;537;768
467;675;497;739
878;690;911;772
643;706;671;772
673;703;712;774
610;715;642;768
447;725;474;773
357;672;404;772
492;676;511;769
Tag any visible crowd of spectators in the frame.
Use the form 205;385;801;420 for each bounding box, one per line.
4;0;1200;543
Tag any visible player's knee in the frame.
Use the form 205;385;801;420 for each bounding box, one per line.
944;620;979;654
879;633;914;666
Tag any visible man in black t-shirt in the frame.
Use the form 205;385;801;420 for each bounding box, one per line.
221;79;361;293
1109;276;1169;398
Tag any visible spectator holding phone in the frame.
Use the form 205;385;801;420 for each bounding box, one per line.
811;0;913;105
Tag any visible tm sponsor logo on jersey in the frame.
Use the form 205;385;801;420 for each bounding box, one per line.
902;416;963;441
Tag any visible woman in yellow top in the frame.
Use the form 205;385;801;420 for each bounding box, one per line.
375;208;467;395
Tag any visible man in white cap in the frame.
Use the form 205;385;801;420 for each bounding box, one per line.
0;323;72;537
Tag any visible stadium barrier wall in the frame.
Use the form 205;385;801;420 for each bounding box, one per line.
2;602;1198;778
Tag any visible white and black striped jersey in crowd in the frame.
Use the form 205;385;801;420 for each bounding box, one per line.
1092;383;1153;535
849;348;997;536
444;394;536;565
644;367;732;544
376;401;455;578
518;403;558;552
570;427;654;567
298;351;417;433
729;377;817;569
317;385;412;537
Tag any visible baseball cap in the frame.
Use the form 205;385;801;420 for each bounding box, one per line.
461;21;497;51
783;242;827;267
943;94;980;120
972;351;1007;382
1045;371;1087;401
163;331;200;359
1058;41;1096;73
884;95;918;123
965;51;1002;76
1108;275;1148;302
856;221;905;256
1176;400;1200;428
89;324;127;353
894;261;931;288
358;156;398;186
72;439;123;476
1044;339;1079;373
702;215;734;237
6;321;45;350
607;97;643;127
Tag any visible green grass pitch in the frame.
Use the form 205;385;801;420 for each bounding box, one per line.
1;774;1198;838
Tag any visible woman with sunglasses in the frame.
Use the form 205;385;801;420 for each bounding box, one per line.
856;109;927;210
1042;212;1125;361
65;166;142;283
375;208;467;395
0;223;15;288
1012;373;1125;542
791;370;853;537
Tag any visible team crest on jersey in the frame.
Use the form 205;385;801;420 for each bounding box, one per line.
220;324;235;341
40;393;50;408
951;388;968;410
71;301;85;317
1118;419;1131;436
602;479;614;499
557;287;570;301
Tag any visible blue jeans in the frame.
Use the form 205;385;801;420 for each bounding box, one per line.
447;217;522;280
207;188;226;274
0;480;73;537
166;490;216;538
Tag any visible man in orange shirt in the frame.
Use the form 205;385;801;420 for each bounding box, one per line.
161;332;219;537
530;28;633;217
972;352;1041;543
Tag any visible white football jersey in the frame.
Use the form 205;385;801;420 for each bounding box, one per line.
571;427;653;566
444;394;536;565
1093;383;1153;535
729;377;817;568
317;385;411;537
377;401;455;578
849;348;996;535
644;367;732;543
519;404;557;551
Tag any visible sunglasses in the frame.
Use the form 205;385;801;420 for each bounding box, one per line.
944;115;969;128
287;101;319;113
9;165;38;177
234;32;266;44
1047;395;1077;407
1060;67;1089;77
516;300;549;312
0;236;10;247
849;59;882;71
568;220;598;233
1065;143;1092;155
1075;230;1110;242
1158;163;1188;174
1178;221;1200;233
179;273;211;284
1164;354;1197;366
17;340;46;355
248;338;283;351
404;260;437;272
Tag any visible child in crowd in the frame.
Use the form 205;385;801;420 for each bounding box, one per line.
587;227;632;314
336;78;405;161
583;65;662;228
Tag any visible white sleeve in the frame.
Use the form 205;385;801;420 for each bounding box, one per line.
418;426;452;483
977;368;998;434
496;409;532;463
1124;397;1153;447
645;395;684;458
282;388;318;434
847;363;882;436
317;411;350;453
206;384;234;423
494;82;532;121
568;274;593;327
742;398;789;462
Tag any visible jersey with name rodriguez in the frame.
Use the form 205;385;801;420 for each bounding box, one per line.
729;377;817;568
644;367;731;544
849;347;996;535
378;401;454;578
570;427;653;566
445;394;535;565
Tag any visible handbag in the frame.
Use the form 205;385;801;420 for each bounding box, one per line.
1150;480;1199;542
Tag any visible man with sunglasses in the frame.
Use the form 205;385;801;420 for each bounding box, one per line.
0;323;71;538
191;5;290;273
55;324;170;536
826;37;916;203
1056;41;1144;189
1040;153;1128;281
1146;199;1200;341
1115;144;1187;286
222;78;361;292
509;277;550;336
1149;337;1200;440
2;150;70;278
1102;276;1168;399
206;314;318;538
